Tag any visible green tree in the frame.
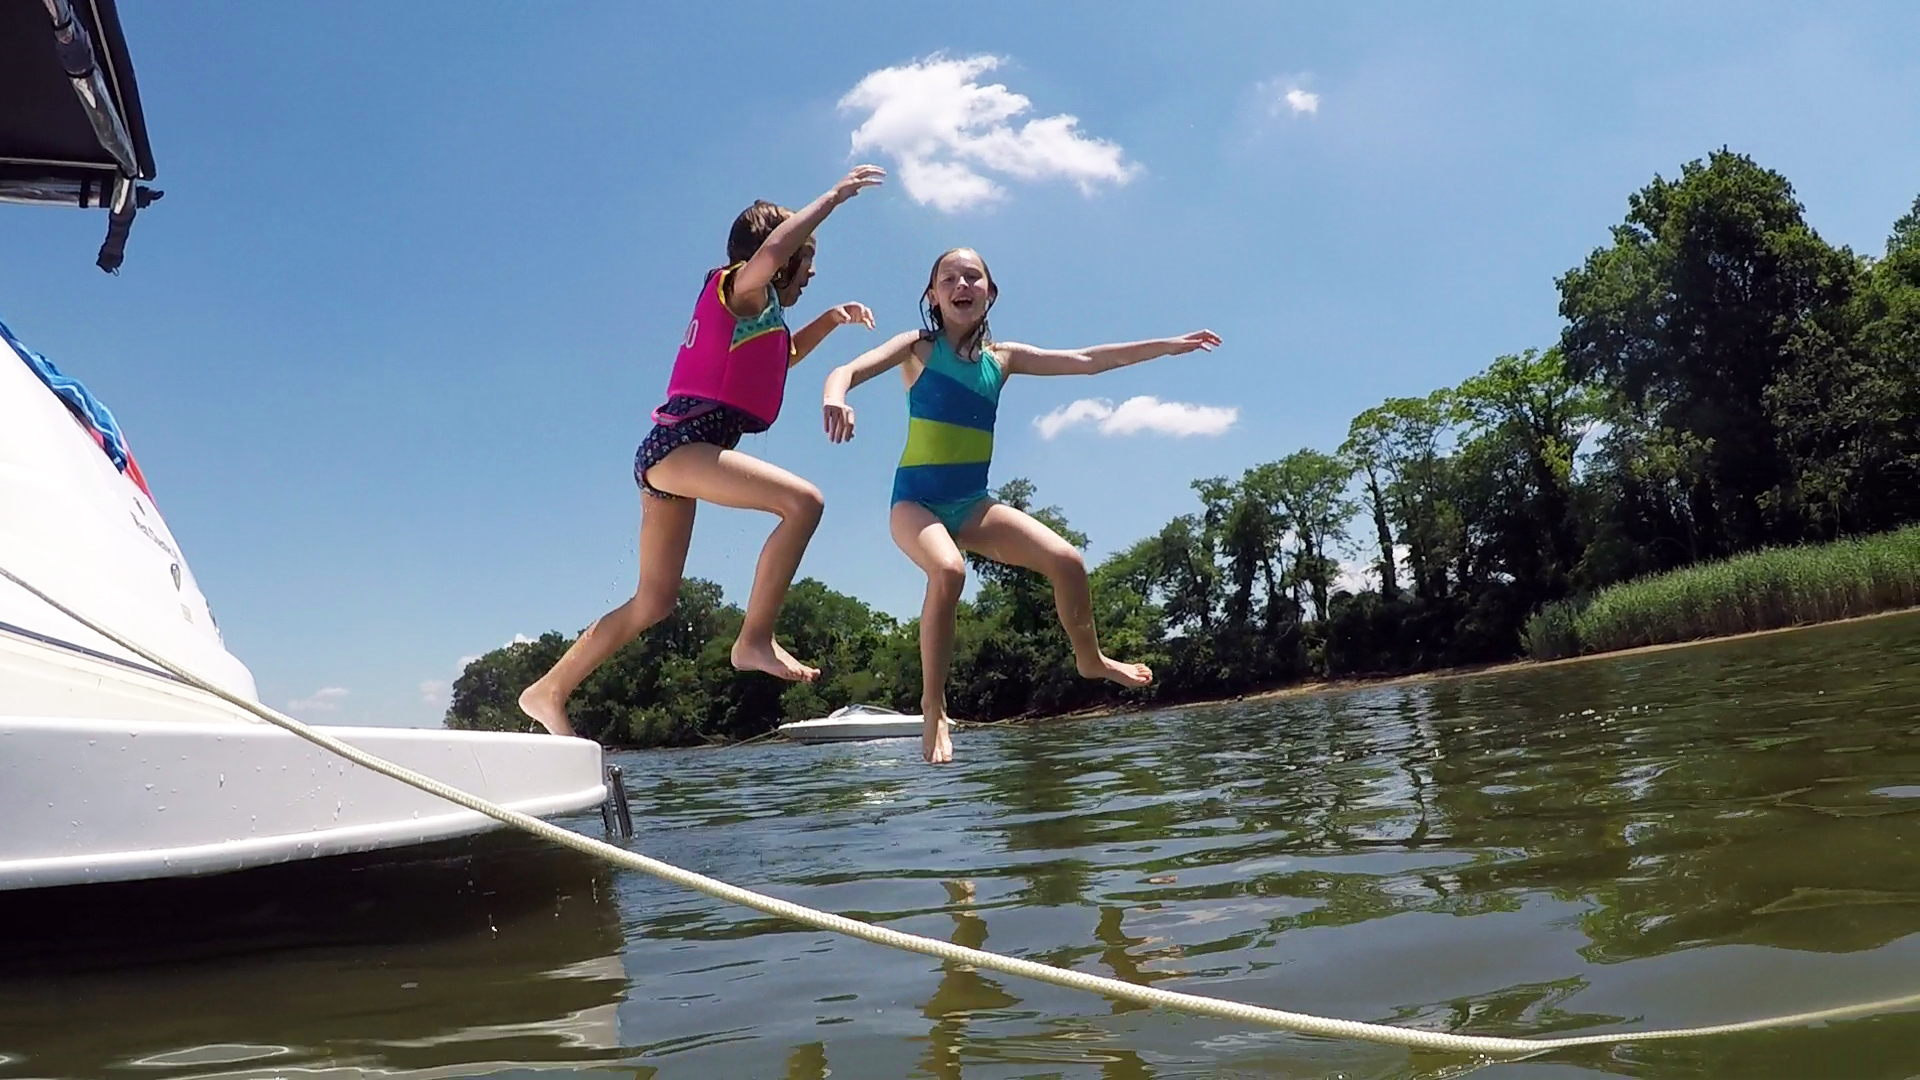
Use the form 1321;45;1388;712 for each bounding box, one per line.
1766;195;1920;537
773;578;899;721
1263;449;1359;622
1186;470;1297;688
1557;149;1859;556
1372;394;1454;601
445;632;571;735
1104;514;1222;694
1451;347;1602;600
1340;409;1403;600
1192;473;1284;643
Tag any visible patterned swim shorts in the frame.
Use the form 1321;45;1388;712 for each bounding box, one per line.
633;396;764;499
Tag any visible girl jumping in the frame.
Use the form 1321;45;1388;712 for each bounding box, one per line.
820;247;1220;763
519;165;885;737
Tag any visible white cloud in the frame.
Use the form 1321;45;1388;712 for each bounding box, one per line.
1032;398;1116;439
288;686;348;712
839;53;1138;213
1257;76;1320;118
1334;559;1375;595
1034;396;1239;440
1332;545;1413;596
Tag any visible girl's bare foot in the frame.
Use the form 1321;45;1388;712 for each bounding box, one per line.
517;682;576;736
1077;654;1153;688
771;640;819;679
731;635;819;681
921;713;954;764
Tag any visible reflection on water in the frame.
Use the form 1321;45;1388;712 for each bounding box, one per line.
9;613;1920;1078
0;833;631;1078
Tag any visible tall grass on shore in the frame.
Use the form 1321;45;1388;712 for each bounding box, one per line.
1524;527;1920;660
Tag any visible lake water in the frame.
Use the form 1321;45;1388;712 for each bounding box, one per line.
6;613;1920;1078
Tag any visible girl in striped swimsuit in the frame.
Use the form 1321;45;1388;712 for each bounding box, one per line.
821;248;1220;763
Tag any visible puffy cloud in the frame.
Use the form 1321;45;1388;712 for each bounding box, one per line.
1034;396;1239;439
1332;545;1412;595
288;686;348;712
1256;76;1321;118
840;54;1137;212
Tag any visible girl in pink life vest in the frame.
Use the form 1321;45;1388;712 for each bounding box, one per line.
518;164;885;737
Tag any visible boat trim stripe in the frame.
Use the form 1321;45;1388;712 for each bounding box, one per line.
0;618;183;685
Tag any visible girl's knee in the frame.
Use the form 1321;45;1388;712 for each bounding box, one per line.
1045;544;1085;581
780;482;825;524
633;587;679;626
927;559;967;598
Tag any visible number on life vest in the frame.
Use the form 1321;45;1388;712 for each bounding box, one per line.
682;319;699;350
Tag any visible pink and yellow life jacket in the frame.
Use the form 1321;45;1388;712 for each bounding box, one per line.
654;264;794;431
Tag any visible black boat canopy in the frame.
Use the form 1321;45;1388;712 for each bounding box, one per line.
1;0;159;272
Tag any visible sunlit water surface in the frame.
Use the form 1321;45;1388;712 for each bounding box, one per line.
7;614;1920;1079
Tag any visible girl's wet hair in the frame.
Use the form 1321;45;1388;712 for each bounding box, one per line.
920;248;998;360
727;200;812;290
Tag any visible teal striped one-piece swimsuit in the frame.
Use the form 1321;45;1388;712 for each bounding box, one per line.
890;335;1005;536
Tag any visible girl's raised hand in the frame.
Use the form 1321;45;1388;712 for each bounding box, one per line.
1166;330;1223;356
831;165;886;204
828;302;875;329
823;401;856;444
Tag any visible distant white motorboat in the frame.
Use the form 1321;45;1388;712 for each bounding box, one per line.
776;704;930;743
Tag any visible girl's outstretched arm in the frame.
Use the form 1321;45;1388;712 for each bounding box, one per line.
729;165;885;318
821;329;922;443
1000;330;1221;377
790;303;875;366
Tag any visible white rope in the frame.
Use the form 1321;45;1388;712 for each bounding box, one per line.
7;562;1918;1058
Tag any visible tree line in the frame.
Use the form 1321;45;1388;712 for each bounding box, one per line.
448;149;1920;746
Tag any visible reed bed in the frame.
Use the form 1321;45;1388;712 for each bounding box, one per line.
1523;527;1920;660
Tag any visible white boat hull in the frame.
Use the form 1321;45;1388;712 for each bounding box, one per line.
1;317;610;896
0;714;606;892
0;318;255;701
0;608;609;894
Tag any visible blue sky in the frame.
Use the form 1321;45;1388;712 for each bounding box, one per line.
5;2;1918;727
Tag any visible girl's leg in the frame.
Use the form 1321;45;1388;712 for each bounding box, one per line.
519;491;698;735
890;501;966;764
958;502;1152;688
645;443;824;681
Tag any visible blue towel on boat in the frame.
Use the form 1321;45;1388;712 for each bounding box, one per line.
0;315;132;473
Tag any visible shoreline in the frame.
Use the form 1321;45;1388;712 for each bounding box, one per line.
604;603;1920;750
1041;602;1920;724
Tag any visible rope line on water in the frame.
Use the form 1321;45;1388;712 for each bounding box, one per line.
7;563;1919;1058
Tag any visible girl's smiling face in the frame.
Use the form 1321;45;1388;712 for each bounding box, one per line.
927;249;994;333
